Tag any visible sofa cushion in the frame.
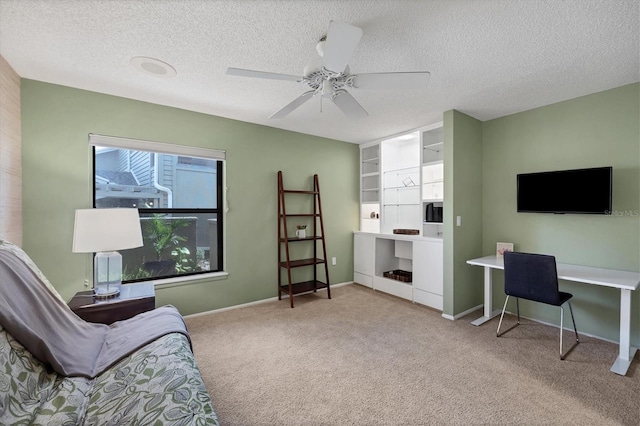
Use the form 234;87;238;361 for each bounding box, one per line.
0;324;93;423
85;332;217;424
0;324;218;424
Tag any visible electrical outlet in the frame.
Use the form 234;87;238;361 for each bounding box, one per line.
331;257;337;265
83;279;90;288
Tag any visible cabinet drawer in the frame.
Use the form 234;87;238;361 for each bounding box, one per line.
373;276;412;300
354;272;373;288
413;288;443;311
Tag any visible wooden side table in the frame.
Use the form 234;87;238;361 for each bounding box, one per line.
68;283;155;325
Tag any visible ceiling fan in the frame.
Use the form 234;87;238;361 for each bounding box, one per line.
226;20;430;120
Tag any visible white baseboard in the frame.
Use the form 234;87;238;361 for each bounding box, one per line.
183;281;353;319
441;304;483;321
186;286;619;345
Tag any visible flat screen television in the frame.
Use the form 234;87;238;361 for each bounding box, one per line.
517;166;612;214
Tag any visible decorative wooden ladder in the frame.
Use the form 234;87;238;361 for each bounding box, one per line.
277;171;331;308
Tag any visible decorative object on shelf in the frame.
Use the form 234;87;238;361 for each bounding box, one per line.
393;229;419;235
496;242;514;258
425;203;443;223
402;177;416;187
296;225;307;239
72;208;143;298
383;269;413;283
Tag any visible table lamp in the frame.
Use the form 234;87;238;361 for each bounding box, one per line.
72;208;143;298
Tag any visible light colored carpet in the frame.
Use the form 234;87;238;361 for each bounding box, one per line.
185;284;639;425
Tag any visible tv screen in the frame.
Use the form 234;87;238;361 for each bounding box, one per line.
517;167;612;214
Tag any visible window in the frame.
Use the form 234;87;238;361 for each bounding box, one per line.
90;134;224;283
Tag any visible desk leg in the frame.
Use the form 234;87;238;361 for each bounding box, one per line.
471;266;502;326
610;289;638;375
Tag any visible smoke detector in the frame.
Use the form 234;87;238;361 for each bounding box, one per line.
130;56;176;78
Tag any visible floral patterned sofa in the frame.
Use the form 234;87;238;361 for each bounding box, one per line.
0;240;218;425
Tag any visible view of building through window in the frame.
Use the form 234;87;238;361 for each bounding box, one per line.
93;146;223;282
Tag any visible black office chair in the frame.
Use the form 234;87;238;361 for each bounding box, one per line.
497;251;579;360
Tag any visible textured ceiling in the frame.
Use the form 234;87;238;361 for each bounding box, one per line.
0;0;638;144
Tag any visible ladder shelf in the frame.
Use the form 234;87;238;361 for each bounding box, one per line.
277;171;331;308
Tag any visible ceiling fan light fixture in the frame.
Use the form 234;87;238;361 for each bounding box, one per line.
130;56;177;78
321;79;334;98
316;39;326;57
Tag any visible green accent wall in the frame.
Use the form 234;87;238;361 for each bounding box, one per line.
443;110;484;317
21;80;359;315
481;83;639;344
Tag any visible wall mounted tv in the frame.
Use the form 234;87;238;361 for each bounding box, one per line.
517;166;612;214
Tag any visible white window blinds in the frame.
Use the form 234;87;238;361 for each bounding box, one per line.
88;134;225;160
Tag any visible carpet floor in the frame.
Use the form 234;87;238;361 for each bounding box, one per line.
185;284;639;425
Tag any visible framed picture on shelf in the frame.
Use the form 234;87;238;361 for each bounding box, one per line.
496;242;514;257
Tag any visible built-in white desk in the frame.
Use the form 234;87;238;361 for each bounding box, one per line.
467;255;640;376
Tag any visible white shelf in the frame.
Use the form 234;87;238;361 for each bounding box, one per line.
383;165;420;174
423;198;443;203
423;142;443;151
362;172;379;178
422;127;443;164
385;185;419;190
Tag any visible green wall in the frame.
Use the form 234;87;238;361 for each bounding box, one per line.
481;83;640;344
443;110;484;317
21;80;359;315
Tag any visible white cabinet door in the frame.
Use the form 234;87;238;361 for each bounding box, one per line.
412;240;443;295
354;234;374;275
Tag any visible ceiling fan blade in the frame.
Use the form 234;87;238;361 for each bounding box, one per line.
269;91;316;119
322;21;363;73
350;72;431;90
226;67;301;82
332;90;368;120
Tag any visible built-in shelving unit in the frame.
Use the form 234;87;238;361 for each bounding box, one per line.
380;131;421;234
421;125;444;238
355;122;444;311
360;144;381;232
360;123;445;237
361;144;380;201
354;232;443;310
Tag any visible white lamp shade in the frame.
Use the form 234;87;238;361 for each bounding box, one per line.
72;208;143;253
